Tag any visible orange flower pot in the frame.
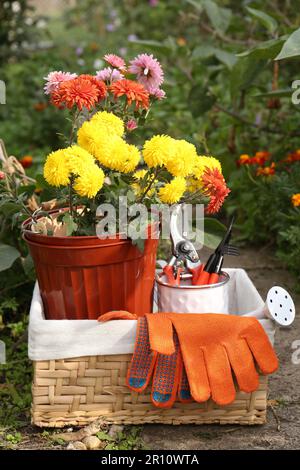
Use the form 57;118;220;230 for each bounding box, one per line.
23;217;158;320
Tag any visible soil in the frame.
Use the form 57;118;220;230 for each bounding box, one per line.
2;247;300;450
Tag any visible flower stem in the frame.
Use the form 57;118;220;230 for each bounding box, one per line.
69;176;75;216
138;167;160;203
69;109;80;145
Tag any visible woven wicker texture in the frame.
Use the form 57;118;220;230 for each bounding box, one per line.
32;354;268;427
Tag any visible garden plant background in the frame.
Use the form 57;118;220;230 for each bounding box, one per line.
1;0;300;450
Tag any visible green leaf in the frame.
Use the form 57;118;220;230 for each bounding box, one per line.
214;49;237;69
0;244;20;271
203;231;223;249
230;57;266;96
62;213;78;236
203;0;232;33
127;39;171;53
192;46;236;69
237;37;285;60
188;86;216;117
35;174;51;190
185;0;203;12
275;27;300;60
246;7;278;34
131;237;145;253
195;218;226;249
22;254;36;280
17;184;36;197
253;88;291;98
0;202;23;216
191;44;216;60
96;431;114;442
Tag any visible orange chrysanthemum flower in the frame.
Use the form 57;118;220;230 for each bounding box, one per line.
79;74;107;100
201;167;230;214
110;79;149;110
51;76;105;110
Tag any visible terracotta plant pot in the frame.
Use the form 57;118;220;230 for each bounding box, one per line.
22;214;158;319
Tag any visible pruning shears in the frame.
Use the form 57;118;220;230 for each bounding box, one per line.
163;205;202;285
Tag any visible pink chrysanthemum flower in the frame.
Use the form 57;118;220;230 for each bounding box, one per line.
96;67;124;83
129;53;164;93
44;71;77;95
103;54;126;70
151;88;166;100
126;119;138;131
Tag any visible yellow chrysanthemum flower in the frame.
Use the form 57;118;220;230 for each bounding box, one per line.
121;144;140;173
64;145;95;175
192;156;222;180
94;134;125;169
90;111;124;137
73;164;105;198
165;139;197;177
143;135;176;168
43;149;70;187
94;136;140;173
77;120;106;156
158;176;186;204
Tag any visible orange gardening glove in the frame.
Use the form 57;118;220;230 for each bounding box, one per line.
126;316;191;408
146;313;278;406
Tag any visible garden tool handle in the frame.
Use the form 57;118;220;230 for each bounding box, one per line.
163;265;183;286
194;269;211;285
189;263;204;285
208;273;219;284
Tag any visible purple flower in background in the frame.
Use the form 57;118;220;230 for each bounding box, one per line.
106;23;116;32
255;113;262;126
43;71;77;94
119;47;127;57
76;47;83;56
149;0;159;6
128;34;138;42
151;88;166;100
96;67;124;83
110;9;118;18
129;53;164;93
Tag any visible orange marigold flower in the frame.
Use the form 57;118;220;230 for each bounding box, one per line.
110;79;149;110
256;162;276;176
254;151;270;165
20;155;33;168
291;193;300;207
33;102;48;112
201;168;230;214
238;154;251;165
89;42;99;51
51;77;103;110
284;151;300;163
177;37;187;46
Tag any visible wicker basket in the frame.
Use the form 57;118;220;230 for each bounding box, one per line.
32;354;268;427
